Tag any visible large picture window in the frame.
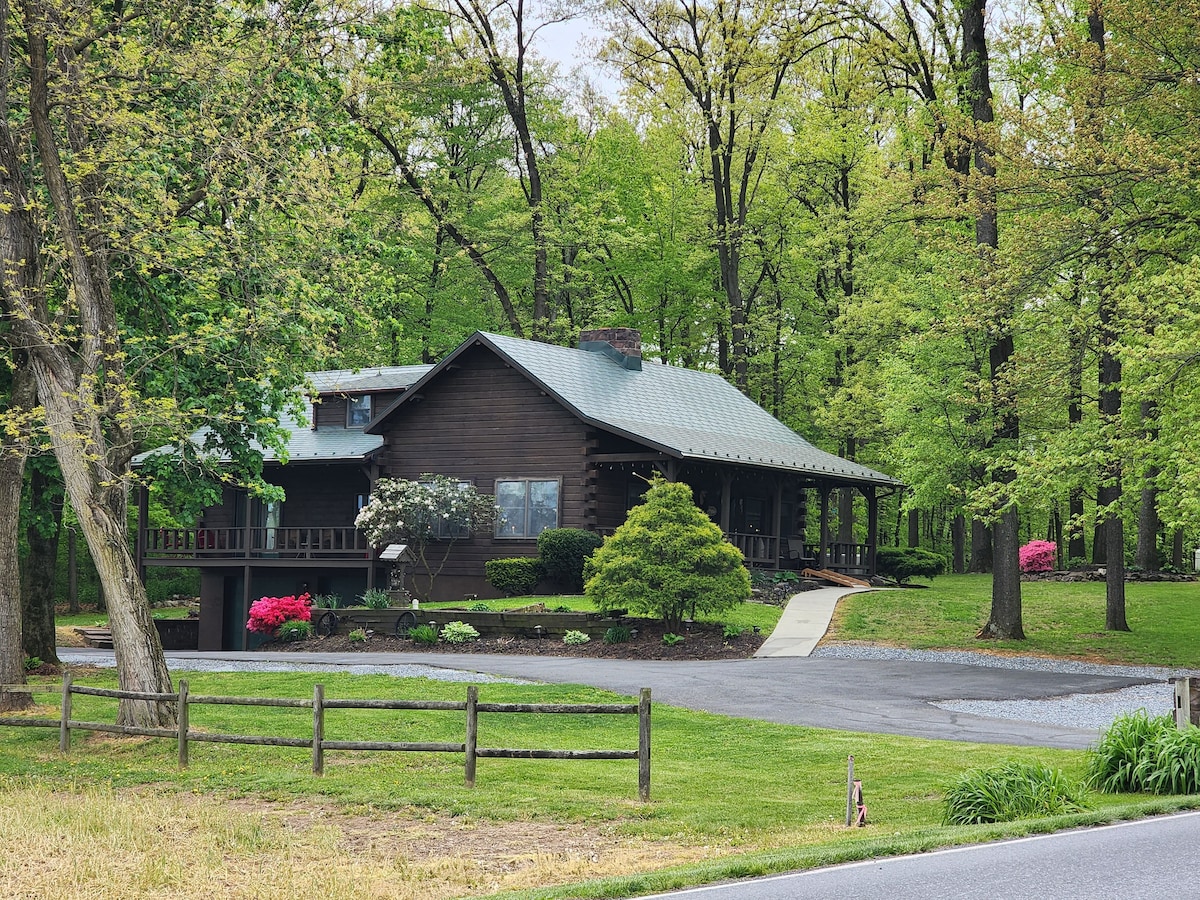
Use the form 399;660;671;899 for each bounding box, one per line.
495;479;559;538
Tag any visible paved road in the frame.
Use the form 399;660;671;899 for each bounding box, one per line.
640;810;1200;899
65;648;1157;748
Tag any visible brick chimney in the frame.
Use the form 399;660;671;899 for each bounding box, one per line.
578;327;642;371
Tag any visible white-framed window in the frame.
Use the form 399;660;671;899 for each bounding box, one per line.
495;478;560;538
347;394;372;427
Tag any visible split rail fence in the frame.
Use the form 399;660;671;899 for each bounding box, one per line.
0;675;652;800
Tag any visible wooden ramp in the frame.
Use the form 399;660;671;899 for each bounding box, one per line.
74;627;114;649
801;568;871;589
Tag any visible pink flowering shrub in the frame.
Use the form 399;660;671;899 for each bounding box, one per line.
1018;540;1058;574
247;593;312;635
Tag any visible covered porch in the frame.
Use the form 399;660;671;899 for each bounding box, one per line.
590;453;896;577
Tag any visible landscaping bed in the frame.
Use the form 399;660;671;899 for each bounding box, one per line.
269;616;766;660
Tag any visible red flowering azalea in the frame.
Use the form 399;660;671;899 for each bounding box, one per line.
247;593;312;635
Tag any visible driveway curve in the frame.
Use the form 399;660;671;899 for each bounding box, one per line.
63;647;1159;749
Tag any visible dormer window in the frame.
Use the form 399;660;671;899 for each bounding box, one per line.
347;394;372;427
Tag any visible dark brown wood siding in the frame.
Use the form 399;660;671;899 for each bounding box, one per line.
376;344;591;596
313;390;407;431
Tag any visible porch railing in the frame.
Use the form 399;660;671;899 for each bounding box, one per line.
143;526;370;561
728;533;873;574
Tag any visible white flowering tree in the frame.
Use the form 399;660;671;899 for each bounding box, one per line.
355;475;499;600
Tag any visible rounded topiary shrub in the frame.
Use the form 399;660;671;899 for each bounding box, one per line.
876;546;946;583
584;478;750;631
484;557;544;596
537;528;604;592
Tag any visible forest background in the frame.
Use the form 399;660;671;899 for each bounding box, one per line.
4;0;1200;714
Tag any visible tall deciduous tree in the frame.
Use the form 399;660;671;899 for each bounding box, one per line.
604;0;826;391
1;0;344;724
962;0;1022;640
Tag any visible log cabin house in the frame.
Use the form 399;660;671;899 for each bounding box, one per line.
137;328;900;649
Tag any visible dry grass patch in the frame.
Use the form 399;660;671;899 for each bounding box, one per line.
0;783;709;899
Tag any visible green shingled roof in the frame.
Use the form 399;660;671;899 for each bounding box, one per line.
378;332;899;486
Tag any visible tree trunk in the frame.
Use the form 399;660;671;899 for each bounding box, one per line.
1135;401;1159;570
31;359;176;727
908;509;920;548
952;513;967;573
979;505;1024;640
1173;529;1184;569
969;519;993;572
21;462;63;664
0;360;35;711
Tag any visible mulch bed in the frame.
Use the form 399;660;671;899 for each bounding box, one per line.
269;618;766;661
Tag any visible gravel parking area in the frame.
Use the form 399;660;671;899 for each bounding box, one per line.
811;644;1190;731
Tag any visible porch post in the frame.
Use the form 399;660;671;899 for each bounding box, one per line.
772;477;784;568
720;472;732;534
865;486;878;576
818;485;831;569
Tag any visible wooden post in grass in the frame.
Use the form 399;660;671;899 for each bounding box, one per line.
845;755;855;827
465;686;478;787
178;680;189;769
59;672;72;753
638;688;651;801
313;684;325;775
1174;677;1199;729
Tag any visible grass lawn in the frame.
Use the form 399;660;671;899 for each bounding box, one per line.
827;574;1200;669
1;668;1192;899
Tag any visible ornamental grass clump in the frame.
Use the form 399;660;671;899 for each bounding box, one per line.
275;619;312;643
246;593;311;636
943;761;1087;825
1087;711;1200;794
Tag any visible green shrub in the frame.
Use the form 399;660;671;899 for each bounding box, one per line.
563;629;591;645
275;619;313;643
468;601;492;611
876;546;946;583
603;626;631;644
408;624;438;645
537;528;603;592
943;761;1087;825
585;478;750;631
662;633;683;646
1087;711;1200;794
358;588;391;609
484;557;544;596
24;656;43;672
441;621;480;644
348;628;368;644
723;624;744;639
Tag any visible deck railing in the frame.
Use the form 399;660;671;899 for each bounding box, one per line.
143;526;370;560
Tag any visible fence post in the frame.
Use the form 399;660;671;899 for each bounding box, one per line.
638;687;651;802
312;684;324;775
178;680;189;769
465;685;478;788
59;673;72;753
846;755;855;827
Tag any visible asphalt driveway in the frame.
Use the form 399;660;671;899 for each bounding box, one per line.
63;648;1159;749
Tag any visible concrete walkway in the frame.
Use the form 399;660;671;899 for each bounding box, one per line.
754;586;877;658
